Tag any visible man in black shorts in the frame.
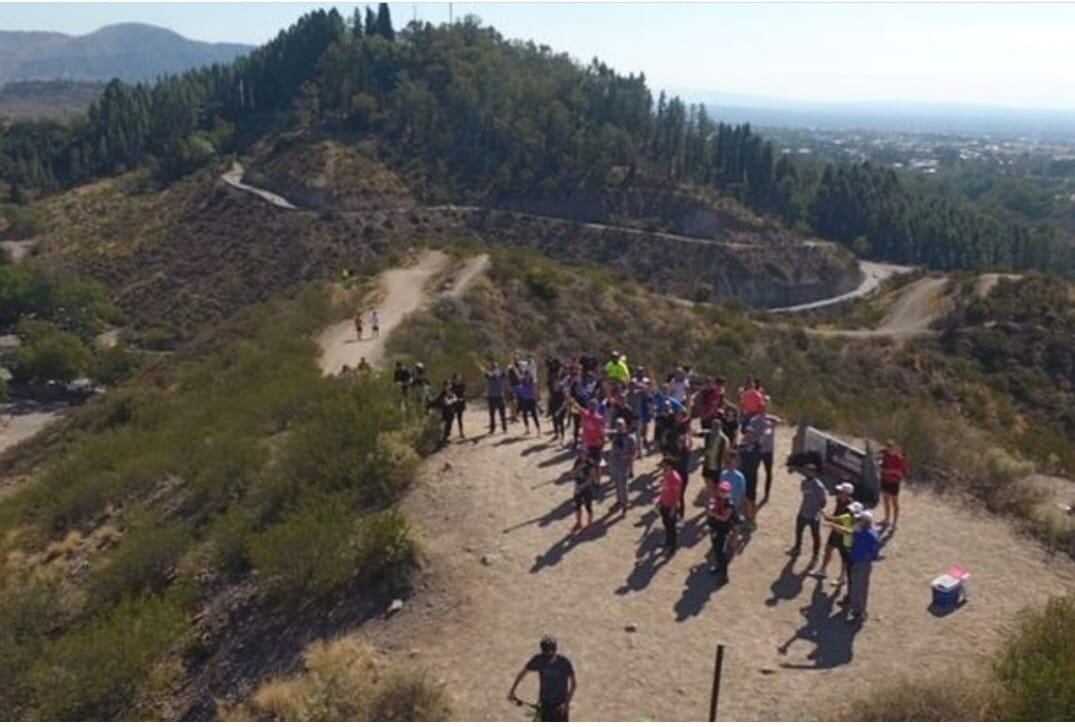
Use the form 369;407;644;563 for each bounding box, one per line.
508;635;576;721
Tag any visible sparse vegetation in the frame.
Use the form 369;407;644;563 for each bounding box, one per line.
841;595;1075;721
231;635;452;721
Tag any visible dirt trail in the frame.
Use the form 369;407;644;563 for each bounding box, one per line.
0;402;63;460
768;260;913;314
221;162;298;210
809;275;953;340
360;412;1074;721
317;251;489;375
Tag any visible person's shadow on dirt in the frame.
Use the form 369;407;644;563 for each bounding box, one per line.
615;526;674;595
765;553;813;607
520;442;553;457
529;511;614;573
537;450;576;469
502;497;576;534
673;562;728;621
776;578;860;669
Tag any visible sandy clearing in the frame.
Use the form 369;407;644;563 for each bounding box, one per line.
0;402;63;460
359;410;1074;721
809;275;953;340
975;273;1022;298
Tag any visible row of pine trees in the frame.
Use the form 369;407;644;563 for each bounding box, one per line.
0;5;1071;275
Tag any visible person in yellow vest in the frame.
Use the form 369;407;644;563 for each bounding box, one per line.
814;486;861;587
603;350;631;387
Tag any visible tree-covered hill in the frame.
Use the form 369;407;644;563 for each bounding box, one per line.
1;6;1073;277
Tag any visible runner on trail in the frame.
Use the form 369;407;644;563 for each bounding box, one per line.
697;376;726;448
450;373;467;440
658;457;684;555
812;483;857;584
356;357;371;375
483;362;508;433
879;439;909;530
517;372;541;435
706;481;738;577
354;310;364;340
549;368;570;443
790;462;828;561
570;453;598;532
508;635;576;722
608;418;637;513
412;363;431;406
370;309;381;338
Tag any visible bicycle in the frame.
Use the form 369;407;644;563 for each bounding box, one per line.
509;696;541;722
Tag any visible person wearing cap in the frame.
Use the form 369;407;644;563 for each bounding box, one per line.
879;439;909;530
604;350;631;387
813;483;857;584
789;462;827;560
608;417;637;513
843;509;881;622
509;635;576;721
706;480;738;577
658;457;684;554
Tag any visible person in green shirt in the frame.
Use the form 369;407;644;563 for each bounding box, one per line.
702;420;730;496
814;484;860;587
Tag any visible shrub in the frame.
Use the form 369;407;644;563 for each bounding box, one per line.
91;522;191;607
11;320;92;384
837;674;1004;721
90;344;147;386
355;509;421;593
241;636;451;721
995;595;1075;720
27;594;187;719
246;495;357;603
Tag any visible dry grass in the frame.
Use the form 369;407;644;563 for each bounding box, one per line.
836;671;1005;721
43;530;84;563
235;635;452;721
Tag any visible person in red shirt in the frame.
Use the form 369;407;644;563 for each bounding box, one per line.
879;440;909;530
738;377;767;421
658;457;683;555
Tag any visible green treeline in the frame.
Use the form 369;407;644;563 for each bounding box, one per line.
0;6;1072;275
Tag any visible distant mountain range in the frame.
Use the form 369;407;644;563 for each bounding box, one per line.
672;89;1075;138
0;23;252;85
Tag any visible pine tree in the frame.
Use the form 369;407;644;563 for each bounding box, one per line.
365;7;377;37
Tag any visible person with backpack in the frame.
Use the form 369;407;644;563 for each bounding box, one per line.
508;635;576;722
483;362;509;434
608;418;637;513
879;440;909;530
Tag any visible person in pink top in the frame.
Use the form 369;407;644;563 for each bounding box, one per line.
572;399;607;462
658;457;683;555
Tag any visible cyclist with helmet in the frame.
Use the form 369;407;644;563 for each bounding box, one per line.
508;635;576;721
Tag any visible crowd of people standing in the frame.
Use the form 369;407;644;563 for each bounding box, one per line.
399;348;906;626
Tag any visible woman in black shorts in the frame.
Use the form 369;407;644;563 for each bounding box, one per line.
571;455;597;532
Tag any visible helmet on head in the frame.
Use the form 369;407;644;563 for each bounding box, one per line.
540;635;557;654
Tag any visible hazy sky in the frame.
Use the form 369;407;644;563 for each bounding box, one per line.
4;2;1075;111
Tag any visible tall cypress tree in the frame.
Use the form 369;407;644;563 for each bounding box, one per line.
375;3;395;41
364;7;377;37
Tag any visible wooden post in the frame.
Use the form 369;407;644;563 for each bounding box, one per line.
708;643;725;721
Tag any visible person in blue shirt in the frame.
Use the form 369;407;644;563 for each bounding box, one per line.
838;510;881;623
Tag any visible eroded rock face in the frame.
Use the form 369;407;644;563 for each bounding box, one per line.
462;209;861;309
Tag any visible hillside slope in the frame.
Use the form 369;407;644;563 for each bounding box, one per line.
0;24;251;83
